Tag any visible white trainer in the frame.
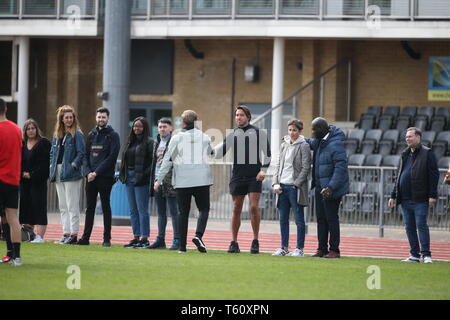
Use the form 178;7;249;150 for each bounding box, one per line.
289;248;304;257
423;256;433;264
11;258;22;267
31;235;45;243
401;256;420;263
272;248;289;256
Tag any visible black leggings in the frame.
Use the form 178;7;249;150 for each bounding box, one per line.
176;185;210;251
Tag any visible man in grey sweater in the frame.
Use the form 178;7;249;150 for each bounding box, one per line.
154;110;214;253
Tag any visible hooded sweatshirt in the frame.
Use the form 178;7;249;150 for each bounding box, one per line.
280;135;305;185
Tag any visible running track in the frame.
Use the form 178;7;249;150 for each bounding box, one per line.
43;224;450;261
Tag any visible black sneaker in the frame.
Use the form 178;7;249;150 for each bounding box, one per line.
136;239;150;249
227;241;240;253
76;238;90;246
192;237;207;253
64;235;78;245
147;237;166;249
124;238;139;248
169;239;180;251
250;239;259;254
102;241;111;247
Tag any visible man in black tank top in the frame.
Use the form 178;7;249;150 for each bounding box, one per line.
214;105;271;254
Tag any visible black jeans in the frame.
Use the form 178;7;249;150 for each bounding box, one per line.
315;189;341;253
176;185;210;251
82;176;114;241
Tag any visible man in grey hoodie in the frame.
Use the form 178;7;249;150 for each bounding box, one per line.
154;110;213;253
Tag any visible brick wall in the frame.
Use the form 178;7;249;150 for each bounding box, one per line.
38;38;450;140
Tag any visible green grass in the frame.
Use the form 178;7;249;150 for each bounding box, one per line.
1;242;450;300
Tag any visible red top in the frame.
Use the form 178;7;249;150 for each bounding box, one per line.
0;120;22;186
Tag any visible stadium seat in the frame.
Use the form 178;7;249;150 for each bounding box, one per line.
383;106;400;118
395;115;412;132
378;130;399;156
433;106;450;129
364;154;382;167
437;156;450;169
413;117;428;131
395;141;407;154
357;113;376;130
381;155;401;168
348;154;366;166
377;115;393;131
432;131;450;160
422;131;436;147
344;129;365;156
367;105;383;117
367;105;383;124
360;129;382;155
401;106;418;118
430;118;445;133
417;106;435;123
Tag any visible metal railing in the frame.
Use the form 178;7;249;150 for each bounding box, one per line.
46;163;450;237
1;0;450;20
0;0;99;19
251;58;352;133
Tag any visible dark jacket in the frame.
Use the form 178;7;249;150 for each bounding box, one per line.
49;130;85;182
150;133;176;197
21;138;51;184
391;144;439;204
119;137;154;186
85;125;120;178
306;125;349;200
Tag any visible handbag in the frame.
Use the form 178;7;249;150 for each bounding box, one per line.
21;225;36;242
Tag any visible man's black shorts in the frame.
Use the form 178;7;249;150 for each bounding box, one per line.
229;176;262;196
0;180;19;210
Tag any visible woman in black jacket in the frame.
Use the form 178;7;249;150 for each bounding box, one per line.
119;117;154;249
19;119;51;243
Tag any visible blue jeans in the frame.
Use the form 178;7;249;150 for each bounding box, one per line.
125;170;150;238
155;190;179;240
278;184;305;249
400;200;431;258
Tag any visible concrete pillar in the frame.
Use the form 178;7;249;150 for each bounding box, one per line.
103;0;131;142
271;38;285;158
17;36;30;127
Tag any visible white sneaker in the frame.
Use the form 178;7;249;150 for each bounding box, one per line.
272;248;289;256
401;256;420;263
423;256;433;264
11;258;22;267
31;235;45;243
289;248;304;257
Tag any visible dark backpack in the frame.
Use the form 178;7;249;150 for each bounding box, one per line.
21;225;36;242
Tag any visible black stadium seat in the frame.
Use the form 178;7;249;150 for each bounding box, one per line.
344;129;365;156
348;154;366;166
422;131;436;147
432;131;450;160
357;113;376;130
395;115;412;131
377;115;393;131
360;129;382;155
381;155;401;168
378;130;399;156
364;154;382;167
437;156;450;169
417;106;435;123
430;117;446;133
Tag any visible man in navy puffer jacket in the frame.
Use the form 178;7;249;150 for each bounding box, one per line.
306;117;349;259
77;107;120;247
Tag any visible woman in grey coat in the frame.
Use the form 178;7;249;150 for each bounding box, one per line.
272;119;311;257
